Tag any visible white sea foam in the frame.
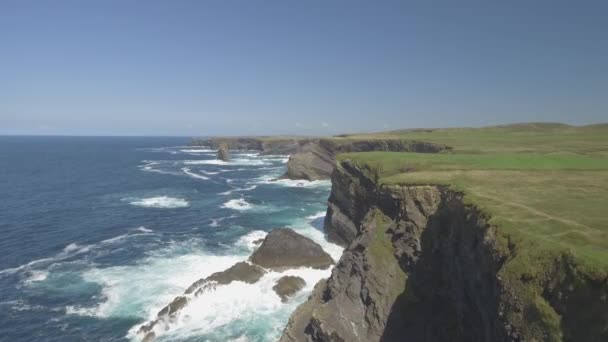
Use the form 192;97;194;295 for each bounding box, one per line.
255;175;331;188
24;270;49;284
67;251;244;320
180;149;215;153
307;211;326;220
218;185;257;196
183;159;270;166
129;196;189;209
221;199;280;213
221;199;253;211
233;153;260;158
181;167;209;180
0;242;91;276
209;215;236;228
139;161;181;176
235;230;268;252
58;214;342;341
200;170;220;175
135;226;153;233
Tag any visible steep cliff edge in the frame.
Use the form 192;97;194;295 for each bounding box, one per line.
282;139;448;181
281;160;608;342
190;137;448;181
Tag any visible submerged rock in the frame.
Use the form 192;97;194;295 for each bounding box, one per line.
217;142;230;161
250;228;334;270
273;276;306;302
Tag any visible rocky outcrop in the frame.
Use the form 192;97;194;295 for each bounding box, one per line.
217;142;230;161
191;136;448;181
282;139;449;181
250;228;334;270
184;262;265;295
273;276;307;302
135;228;334;341
137;262;266;339
282;143;334;181
280;160;608;342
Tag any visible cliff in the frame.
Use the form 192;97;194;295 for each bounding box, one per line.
280;159;608;342
190;137;317;155
282;139;448;181
190;137;448;180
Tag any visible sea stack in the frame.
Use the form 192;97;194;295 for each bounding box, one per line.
217;142;230;161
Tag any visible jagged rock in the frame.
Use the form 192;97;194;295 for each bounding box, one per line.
282;144;335;181
136;228;335;341
185;262;266;294
217;142;230;161
137;262;265;340
157;295;188;317
141;332;155;342
273;276;306;302
250;228;334;270
281;138;448;181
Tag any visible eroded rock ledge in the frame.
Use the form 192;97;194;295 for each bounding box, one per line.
280;159;608;342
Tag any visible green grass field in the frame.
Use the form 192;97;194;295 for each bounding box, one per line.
338;122;608;156
337;123;608;270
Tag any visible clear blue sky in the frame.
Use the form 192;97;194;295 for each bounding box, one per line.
1;0;606;136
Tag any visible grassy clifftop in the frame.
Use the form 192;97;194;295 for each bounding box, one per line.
338;123;608;271
335;122;608;156
334;124;608;340
338;123;608;268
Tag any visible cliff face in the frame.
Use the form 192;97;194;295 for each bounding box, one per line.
191;137;447;180
281;160;608;342
191;137;317;155
283;139;448;181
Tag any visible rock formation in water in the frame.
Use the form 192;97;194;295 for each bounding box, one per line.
217;142;230;161
273;276;307;303
136;228;333;341
280;159;608;342
250;228;334;270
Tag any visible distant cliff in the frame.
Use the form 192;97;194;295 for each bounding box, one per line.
191;137;448;181
190;137;317;155
280;159;608;342
282;138;448;181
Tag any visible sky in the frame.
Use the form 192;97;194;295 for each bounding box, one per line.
1;0;607;136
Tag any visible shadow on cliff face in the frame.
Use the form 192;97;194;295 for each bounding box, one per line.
381;194;506;342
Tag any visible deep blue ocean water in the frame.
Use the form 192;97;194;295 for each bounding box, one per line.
0;136;341;342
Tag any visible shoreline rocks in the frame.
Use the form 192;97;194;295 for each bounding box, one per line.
250;228;334;270
136;228;333;341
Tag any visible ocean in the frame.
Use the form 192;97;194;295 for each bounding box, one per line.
0;136;342;342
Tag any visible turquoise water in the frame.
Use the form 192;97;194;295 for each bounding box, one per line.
0;136;341;341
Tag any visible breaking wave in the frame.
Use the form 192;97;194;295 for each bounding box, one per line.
181;167;209;180
128;196;189;208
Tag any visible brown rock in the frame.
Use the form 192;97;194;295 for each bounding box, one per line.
217;142;230;161
250;228;334;270
273;276;306;302
185;262;265;294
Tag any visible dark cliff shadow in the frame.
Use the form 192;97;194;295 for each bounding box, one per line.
380;198;504;342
